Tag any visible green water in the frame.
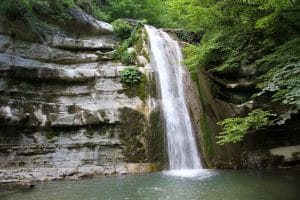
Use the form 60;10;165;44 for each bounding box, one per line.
1;170;299;200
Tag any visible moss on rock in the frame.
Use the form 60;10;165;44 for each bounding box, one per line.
199;114;214;162
123;74;148;101
119;107;165;164
146;108;166;164
119;107;148;162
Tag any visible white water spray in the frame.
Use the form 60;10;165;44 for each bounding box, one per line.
145;26;202;174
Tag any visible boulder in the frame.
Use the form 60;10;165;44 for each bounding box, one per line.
269;145;300;162
247;150;273;169
246;146;300;169
127;47;136;54
136;55;148;67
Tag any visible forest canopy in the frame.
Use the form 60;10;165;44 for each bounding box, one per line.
166;0;300;144
0;0;169;26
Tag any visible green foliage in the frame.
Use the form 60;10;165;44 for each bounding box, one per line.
1;0;299;148
114;40;135;65
199;106;214;160
0;0;32;20
255;0;293;29
184;33;222;72
217;109;274;145
34;0;75;22
175;0;300;141
124;73;148;101
75;0;92;11
172;0;300;73
254;38;300;73
74;0;109;20
175;30;199;44
75;0;171;27
102;0;170;27
0;0;171;28
114;26;141;64
120;51;136;65
255;62;300;124
166;0;222;32
120;67;142;85
0;0;75;32
0;0;75;19
93;7;110;21
114;40;129;59
112;19;133;39
250;38;300;124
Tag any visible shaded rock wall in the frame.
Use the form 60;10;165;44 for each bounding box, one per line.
182;68;242;168
184;61;299;169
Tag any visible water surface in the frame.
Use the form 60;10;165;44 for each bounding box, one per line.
1;170;299;200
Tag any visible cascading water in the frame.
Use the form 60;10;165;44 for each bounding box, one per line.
145;25;203;176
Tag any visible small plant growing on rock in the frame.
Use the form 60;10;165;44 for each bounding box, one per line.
120;67;141;85
120;51;136;65
113;27;141;64
112;19;133;39
217;109;274;145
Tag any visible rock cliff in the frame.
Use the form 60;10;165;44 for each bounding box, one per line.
0;9;163;189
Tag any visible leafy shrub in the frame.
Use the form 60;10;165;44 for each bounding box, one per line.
254;38;300;73
112;19;133;39
175;30;200;44
114;40;136;65
0;0;75;27
0;0;30;20
120;67;141;85
256;62;300;108
75;0;92;12
217;109;273;145
114;40;129;55
113;27;141;64
93;7;110;21
75;0;110;21
255;62;300;125
39;0;75;22
120;51;136;65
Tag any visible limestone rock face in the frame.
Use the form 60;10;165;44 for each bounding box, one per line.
0;11;162;187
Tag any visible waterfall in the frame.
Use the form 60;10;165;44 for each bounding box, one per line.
145;25;202;174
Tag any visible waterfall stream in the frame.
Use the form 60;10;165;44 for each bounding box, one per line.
145;26;202;176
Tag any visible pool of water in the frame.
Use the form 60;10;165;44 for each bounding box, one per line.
1;170;299;200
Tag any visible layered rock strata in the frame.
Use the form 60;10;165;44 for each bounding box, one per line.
0;10;162;190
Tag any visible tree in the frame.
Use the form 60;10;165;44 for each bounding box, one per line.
166;0;300;144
